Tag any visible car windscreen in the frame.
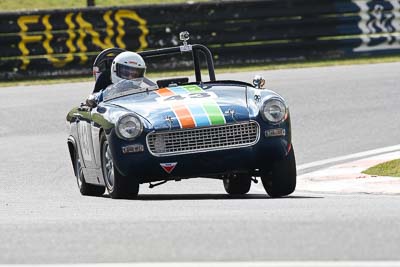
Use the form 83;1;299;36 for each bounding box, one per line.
103;78;158;101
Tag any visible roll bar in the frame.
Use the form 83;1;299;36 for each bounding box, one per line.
93;39;216;83
138;44;216;82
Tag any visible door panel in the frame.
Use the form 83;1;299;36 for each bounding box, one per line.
76;111;96;169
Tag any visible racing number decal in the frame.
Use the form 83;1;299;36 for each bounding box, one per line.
164;95;185;101
189;92;212;98
163;92;212;102
155;85;226;128
78;122;92;162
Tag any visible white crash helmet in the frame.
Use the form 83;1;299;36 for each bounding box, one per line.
111;51;146;85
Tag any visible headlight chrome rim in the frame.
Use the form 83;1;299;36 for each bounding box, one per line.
261;98;287;124
116;113;143;140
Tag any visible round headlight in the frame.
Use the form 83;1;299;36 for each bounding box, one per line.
261;98;287;123
116;114;143;140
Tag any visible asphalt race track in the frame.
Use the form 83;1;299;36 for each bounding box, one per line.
0;62;399;264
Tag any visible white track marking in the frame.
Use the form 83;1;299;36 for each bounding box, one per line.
252;145;400;194
2;261;400;267
297;145;400;171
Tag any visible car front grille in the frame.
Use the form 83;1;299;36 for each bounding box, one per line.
146;121;260;157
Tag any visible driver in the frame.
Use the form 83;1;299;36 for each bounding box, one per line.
110;51;146;87
95;51;147;102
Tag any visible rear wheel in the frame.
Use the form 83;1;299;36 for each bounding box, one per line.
101;133;139;199
261;147;296;198
75;149;105;197
223;174;251;195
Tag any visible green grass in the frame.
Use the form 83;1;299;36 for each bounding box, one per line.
1;54;399;87
0;0;210;11
362;159;400;178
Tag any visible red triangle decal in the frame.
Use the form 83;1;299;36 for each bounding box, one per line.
160;162;177;174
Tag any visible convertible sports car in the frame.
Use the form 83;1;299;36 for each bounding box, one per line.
66;32;296;199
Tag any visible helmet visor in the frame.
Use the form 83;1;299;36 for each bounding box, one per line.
116;63;145;80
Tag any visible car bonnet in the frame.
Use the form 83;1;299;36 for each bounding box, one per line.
107;84;252;131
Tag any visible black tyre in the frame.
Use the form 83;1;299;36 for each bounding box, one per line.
261;147;296;198
223;174;251;195
75;149;105;197
100;133;139;199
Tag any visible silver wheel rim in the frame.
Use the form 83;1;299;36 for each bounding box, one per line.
103;142;115;190
76;155;83;188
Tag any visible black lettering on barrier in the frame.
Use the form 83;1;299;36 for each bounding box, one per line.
353;0;400;52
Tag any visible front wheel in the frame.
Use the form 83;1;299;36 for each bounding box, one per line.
75;149;105;197
101;133;139;199
223;174;251;195
261;146;296;198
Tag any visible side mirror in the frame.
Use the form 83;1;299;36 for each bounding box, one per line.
253;75;266;89
86;94;98;108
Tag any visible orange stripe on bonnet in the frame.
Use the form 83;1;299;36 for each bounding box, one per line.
172;103;195;128
157;87;175;97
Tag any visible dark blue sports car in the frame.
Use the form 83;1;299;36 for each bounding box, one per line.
66;34;296;199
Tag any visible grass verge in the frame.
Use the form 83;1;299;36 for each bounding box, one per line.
1;54;400;87
0;0;210;12
362;159;400;178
